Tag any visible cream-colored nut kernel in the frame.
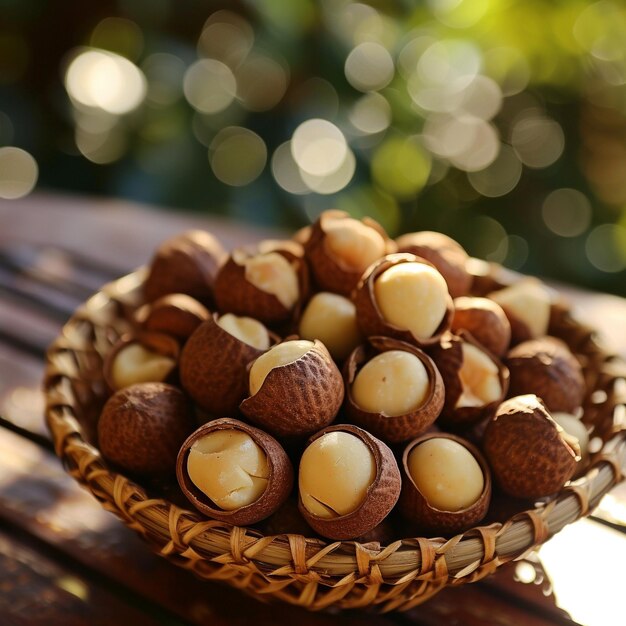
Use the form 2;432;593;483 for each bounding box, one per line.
299;292;362;361
374;263;449;340
187;430;269;510
489;279;551;338
408;438;484;511
216;313;270;350
456;343;502;408
249;339;315;396
352;351;429;416
552;412;589;458
324;217;386;272
299;431;375;518
111;344;176;389
243;252;299;309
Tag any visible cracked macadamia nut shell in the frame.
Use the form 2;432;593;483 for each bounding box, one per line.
483;394;580;499
240;339;344;438
354;253;454;348
395;231;471;298
304;210;394;296
144;230;226;304
451;297;511;357
99;382;195;477
176;418;293;525
398;433;491;535
343;337;444;443
505;337;585;414
180;314;273;417
213;241;309;325
103;332;180;392
297;424;401;540
428;332;509;427
135;294;210;341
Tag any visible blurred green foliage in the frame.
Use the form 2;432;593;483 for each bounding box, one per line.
1;0;625;295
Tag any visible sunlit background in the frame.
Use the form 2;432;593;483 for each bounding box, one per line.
1;0;626;295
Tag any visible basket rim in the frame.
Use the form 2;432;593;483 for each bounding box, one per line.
43;269;626;583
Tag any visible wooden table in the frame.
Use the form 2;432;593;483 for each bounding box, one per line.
1;193;625;626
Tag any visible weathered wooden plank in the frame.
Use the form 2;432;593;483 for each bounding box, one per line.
0;526;176;626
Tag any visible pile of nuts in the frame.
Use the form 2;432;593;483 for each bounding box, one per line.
97;210;587;541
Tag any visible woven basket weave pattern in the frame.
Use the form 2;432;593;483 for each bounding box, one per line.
44;270;626;612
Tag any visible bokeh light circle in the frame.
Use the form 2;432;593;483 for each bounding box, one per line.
209;127;267;186
65;48;147;114
0;147;38;199
542;188;592;237
183;59;237;114
511;116;565;168
345;42;395;92
271;141;309;195
585;224;626;272
291;119;348;177
349;92;392;134
468;145;522;197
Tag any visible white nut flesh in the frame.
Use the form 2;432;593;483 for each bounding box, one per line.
456;343;502;408
374;263;449;340
111;344;176;388
352;350;430;416
299;292;362;361
216;313;270;350
249;339;315;396
187;430;269;510
488;278;551;338
408;438;484;511
324;217;386;272
552;412;588;458
244;252;299;309
299;431;376;518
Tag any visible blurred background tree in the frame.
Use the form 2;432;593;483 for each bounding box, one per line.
1;0;625;295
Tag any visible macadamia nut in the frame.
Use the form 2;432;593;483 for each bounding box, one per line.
407;438;484;511
244;252;299;309
489;279;551;339
324;217;386;272
456;343;502;408
374;263;448;340
216;313;270;350
187;430;269;510
111;344;176;389
249;339;314;396
299;292;362;361
352;351;429;416
299;431;375;518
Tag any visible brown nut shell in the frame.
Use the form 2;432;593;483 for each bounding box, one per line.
398;432;491;535
135;293;210;341
505;337;585;414
240;340;344;438
354;253;454;348
483;394;580;499
180;314;274;416
144;230;226;304
176;418;294;525
99;382;195;477
103;332;180;392
395;231;471;298
343;337;444;443
304;210;395;296
428;332;509;428
213;241;309;325
451;297;511;357
298;424;401;540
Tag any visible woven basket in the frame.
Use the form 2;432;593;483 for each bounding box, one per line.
44;268;626;612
